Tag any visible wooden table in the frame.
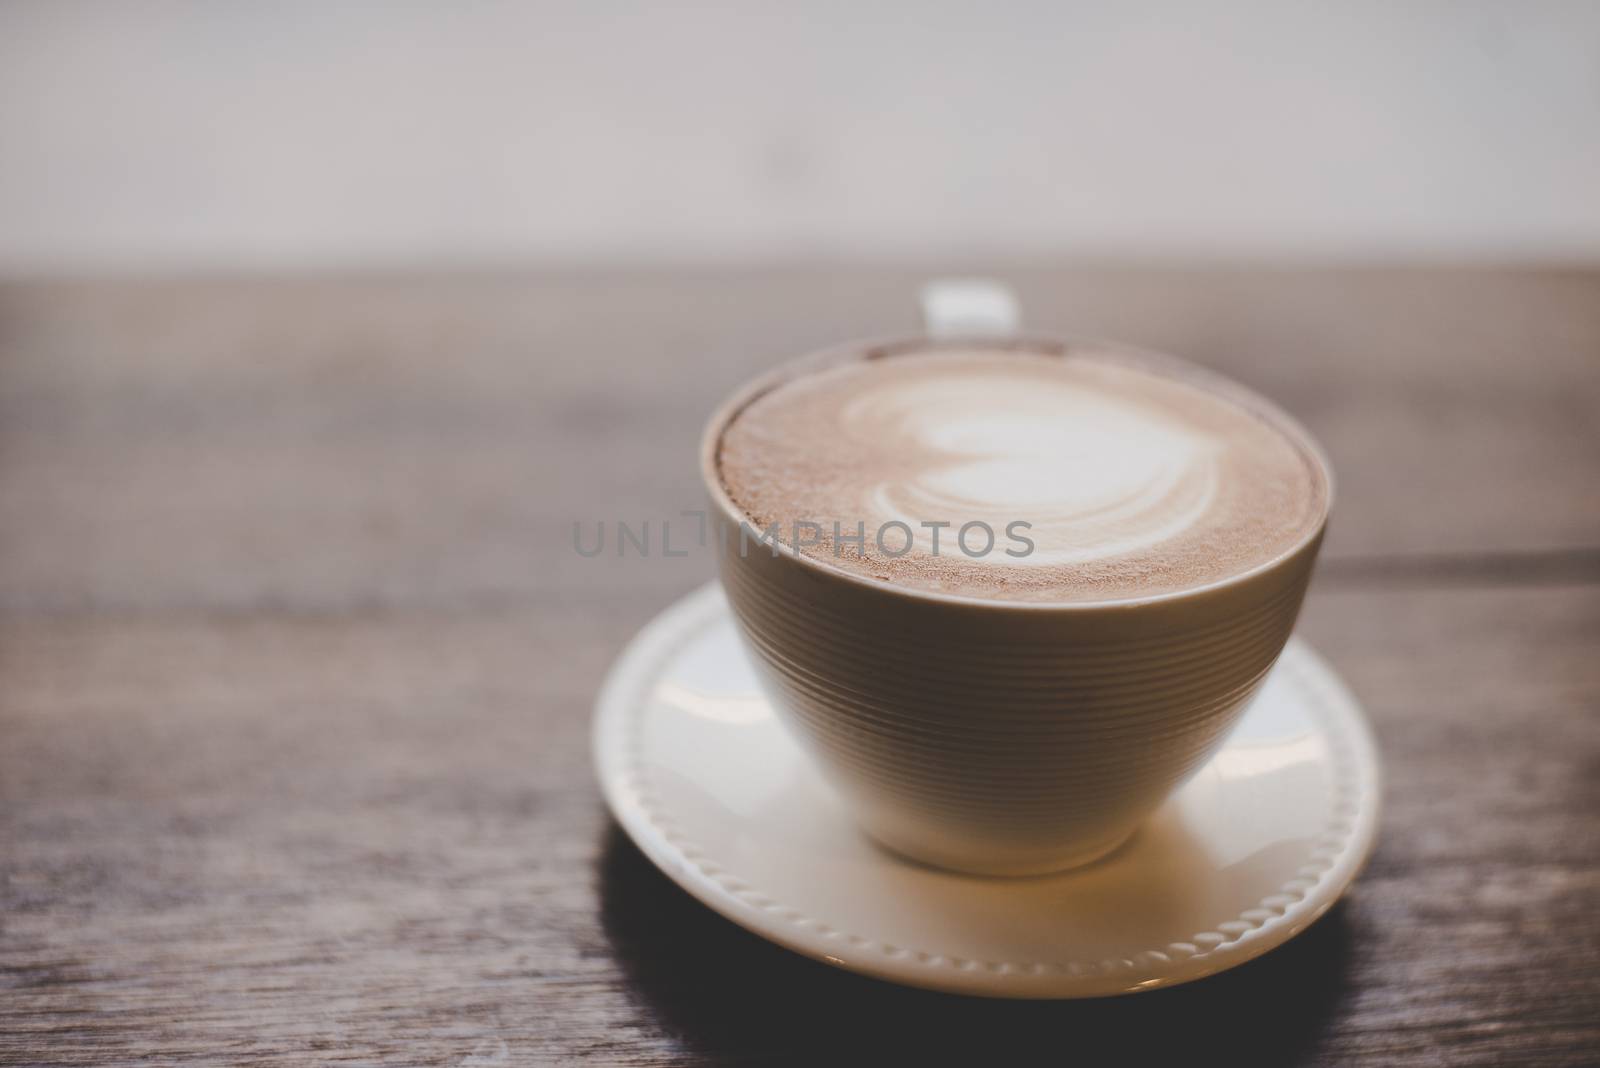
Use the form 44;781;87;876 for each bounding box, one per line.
2;267;1596;1066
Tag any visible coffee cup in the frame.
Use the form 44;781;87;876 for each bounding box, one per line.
699;283;1332;875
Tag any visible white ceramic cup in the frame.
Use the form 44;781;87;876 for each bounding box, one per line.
700;284;1332;876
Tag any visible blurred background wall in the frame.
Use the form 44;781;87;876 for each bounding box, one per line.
2;0;1597;274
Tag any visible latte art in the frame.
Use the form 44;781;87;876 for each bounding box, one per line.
716;344;1327;603
846;372;1222;568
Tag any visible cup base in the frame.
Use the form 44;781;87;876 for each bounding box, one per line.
857;822;1139;878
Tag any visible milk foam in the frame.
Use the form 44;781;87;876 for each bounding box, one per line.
716;345;1326;603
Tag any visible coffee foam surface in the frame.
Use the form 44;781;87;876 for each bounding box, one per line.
716;344;1327;603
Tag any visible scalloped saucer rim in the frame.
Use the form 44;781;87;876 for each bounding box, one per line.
593;584;1381;999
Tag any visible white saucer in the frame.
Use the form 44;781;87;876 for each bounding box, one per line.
593;585;1381;999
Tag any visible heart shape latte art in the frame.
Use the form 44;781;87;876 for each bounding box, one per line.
842;372;1222;568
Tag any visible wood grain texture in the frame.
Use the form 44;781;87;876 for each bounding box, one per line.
1;267;1597;1066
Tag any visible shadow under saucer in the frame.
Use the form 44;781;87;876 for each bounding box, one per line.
597;821;1355;1066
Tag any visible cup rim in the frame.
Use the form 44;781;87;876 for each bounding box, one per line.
700;333;1335;614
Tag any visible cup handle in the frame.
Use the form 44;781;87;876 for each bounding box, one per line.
919;278;1021;338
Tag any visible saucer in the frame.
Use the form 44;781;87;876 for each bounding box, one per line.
593;584;1380;999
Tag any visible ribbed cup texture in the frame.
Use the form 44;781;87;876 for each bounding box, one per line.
714;522;1322;876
